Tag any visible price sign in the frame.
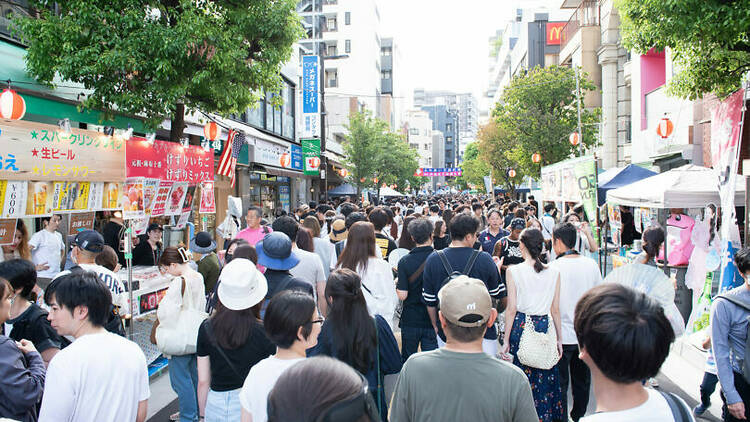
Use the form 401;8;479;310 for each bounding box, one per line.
138;287;169;315
69;212;96;232
0;219;17;245
2;181;27;218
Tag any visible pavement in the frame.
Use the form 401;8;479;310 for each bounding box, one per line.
146;337;724;421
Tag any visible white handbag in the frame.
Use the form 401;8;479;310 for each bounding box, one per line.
156;277;208;356
517;314;560;370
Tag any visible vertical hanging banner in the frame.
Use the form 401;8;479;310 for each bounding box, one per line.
165;182;188;216
199;182;216;214
302;139;321;176
151;181;172;217
573;157;599;240
483;176;493;195
301;55;320;139
713;88;746;292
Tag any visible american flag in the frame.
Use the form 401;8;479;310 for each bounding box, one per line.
217;129;245;188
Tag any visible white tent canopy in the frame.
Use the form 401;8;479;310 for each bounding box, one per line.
379;186;405;197
607;164;746;208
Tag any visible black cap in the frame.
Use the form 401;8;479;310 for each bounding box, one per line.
147;223;163;233
72;229;105;253
510;218;527;230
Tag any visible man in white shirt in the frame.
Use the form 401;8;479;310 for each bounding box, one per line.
40;271;149;422
56;230;129;314
550;222;602;422
272;216;327;315
30;214;65;286
575;284;691;421
540;203;556;242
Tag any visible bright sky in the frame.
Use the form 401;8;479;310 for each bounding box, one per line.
378;0;512;111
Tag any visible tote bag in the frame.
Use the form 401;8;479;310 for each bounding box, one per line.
156;277;208;356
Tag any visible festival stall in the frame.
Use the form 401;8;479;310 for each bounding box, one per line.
605;164;746;322
379;186;405;198
597;164;658;206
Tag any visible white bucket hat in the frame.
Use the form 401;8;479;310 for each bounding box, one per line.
217;259;268;311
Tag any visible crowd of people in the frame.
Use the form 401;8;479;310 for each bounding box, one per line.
5;191;747;422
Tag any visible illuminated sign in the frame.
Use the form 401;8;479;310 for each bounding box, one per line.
546;22;566;45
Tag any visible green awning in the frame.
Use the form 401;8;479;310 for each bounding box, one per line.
1;40;147;132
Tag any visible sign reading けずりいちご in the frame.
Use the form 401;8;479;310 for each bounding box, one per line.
0;119;125;182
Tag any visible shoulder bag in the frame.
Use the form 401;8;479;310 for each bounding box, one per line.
156;276;208;355
517;314;560;370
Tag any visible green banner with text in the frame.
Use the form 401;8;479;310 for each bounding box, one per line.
302;139;321;176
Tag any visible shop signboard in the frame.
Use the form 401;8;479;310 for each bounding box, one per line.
165;182;188;216
301;55;320;139
0;219;16;245
546;22;565;45
279;185;290;213
414;168;462;177
0;119;125;182
0;181;26;219
291;144;303;171
253;138;290;167
302;139;321;176
150;181;172;217
199;181;215;214
126;138;214;183
541;155;599;238
69;211;96;232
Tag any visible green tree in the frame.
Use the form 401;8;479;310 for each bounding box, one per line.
454;142;490;189
476;121;523;195
616;0;750;99
16;0;304;140
493;65;600;177
343;112;420;195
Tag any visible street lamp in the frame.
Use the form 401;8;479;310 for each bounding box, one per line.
320;53;349;203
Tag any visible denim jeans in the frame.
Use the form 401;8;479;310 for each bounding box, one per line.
169;354;199;422
205;389;241;422
401;326;438;361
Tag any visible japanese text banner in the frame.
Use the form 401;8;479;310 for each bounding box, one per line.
126;139;214;183
0;120;125;182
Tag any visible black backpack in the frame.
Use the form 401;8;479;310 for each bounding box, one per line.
67;265;126;336
436;249;481;291
716;294;750;383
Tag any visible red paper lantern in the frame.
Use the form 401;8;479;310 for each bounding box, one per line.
360;177;366;183
569;132;580;146
508;169;517;178
0;89;26;121
279;152;290;168
203;122;221;141
339;168;349;177
373;177;378;183
532;153;542;164
656;117;674;139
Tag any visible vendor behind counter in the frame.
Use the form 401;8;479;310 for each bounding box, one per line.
131;224;163;267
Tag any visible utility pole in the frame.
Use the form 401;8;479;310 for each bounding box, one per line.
320;56;327;203
575;65;583;156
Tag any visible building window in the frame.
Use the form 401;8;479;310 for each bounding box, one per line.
409;128;419;135
423;144;429;150
327;17;337;31
325;69;338;88
327;44;338;56
380;70;391;79
409;143;418;149
446;136;452;143
345;12;350;25
345;40;351;53
381;47;392;56
446;123;452;132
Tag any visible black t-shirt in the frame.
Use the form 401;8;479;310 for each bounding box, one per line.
396;246;434;329
375;232;397;259
102;221;126;265
196;319;276;391
132;240;160;266
497;237;524;280
264;269;314;299
422;247;506;341
433;235;451;251
5;303;67;352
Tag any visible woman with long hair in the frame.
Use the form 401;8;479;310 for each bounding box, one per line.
308;269;401;420
501;228;564;421
336;222;397;323
397;215;417;250
302;216;334;278
2;220;31;261
637;226;665;266
296;227;315;253
197;259;275;422
157;246;207;422
441;208;454;229
432;220;451;251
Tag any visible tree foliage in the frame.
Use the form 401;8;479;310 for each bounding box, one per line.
16;0;304;138
343;112;421;194
454;142;490;189
616;0;750;99
492;65;600;177
476;121;523;195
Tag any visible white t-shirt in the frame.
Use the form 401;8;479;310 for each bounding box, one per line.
39;331;150;422
55;263;130;315
239;356;304;422
541;215;555;240
581;388;694;422
30;229;65;279
508;263;559;316
358;257;398;323
550;255;602;345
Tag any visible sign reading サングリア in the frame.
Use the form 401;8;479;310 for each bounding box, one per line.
302;139;321;176
0;119;125;182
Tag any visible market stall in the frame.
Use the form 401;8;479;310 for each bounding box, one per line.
597;164;658;206
605;164;747;321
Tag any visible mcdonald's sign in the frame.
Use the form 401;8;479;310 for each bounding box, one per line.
546;22;565;45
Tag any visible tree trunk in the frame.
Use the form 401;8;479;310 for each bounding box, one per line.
170;103;186;142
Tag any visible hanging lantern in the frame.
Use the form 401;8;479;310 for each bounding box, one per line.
531;153;541;164
203;121;221;141
340;168;349;177
569;132;580;146
656;117;674;139
279;152;291;168
360;177;366;183
508;169;517;178
373;177;378;183
0;89;26;121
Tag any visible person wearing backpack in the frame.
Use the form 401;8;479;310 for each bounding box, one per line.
712;246;750;421
422;213;506;356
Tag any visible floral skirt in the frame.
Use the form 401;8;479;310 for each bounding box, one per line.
509;311;565;422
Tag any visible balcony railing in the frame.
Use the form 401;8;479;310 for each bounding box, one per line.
560;0;600;51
